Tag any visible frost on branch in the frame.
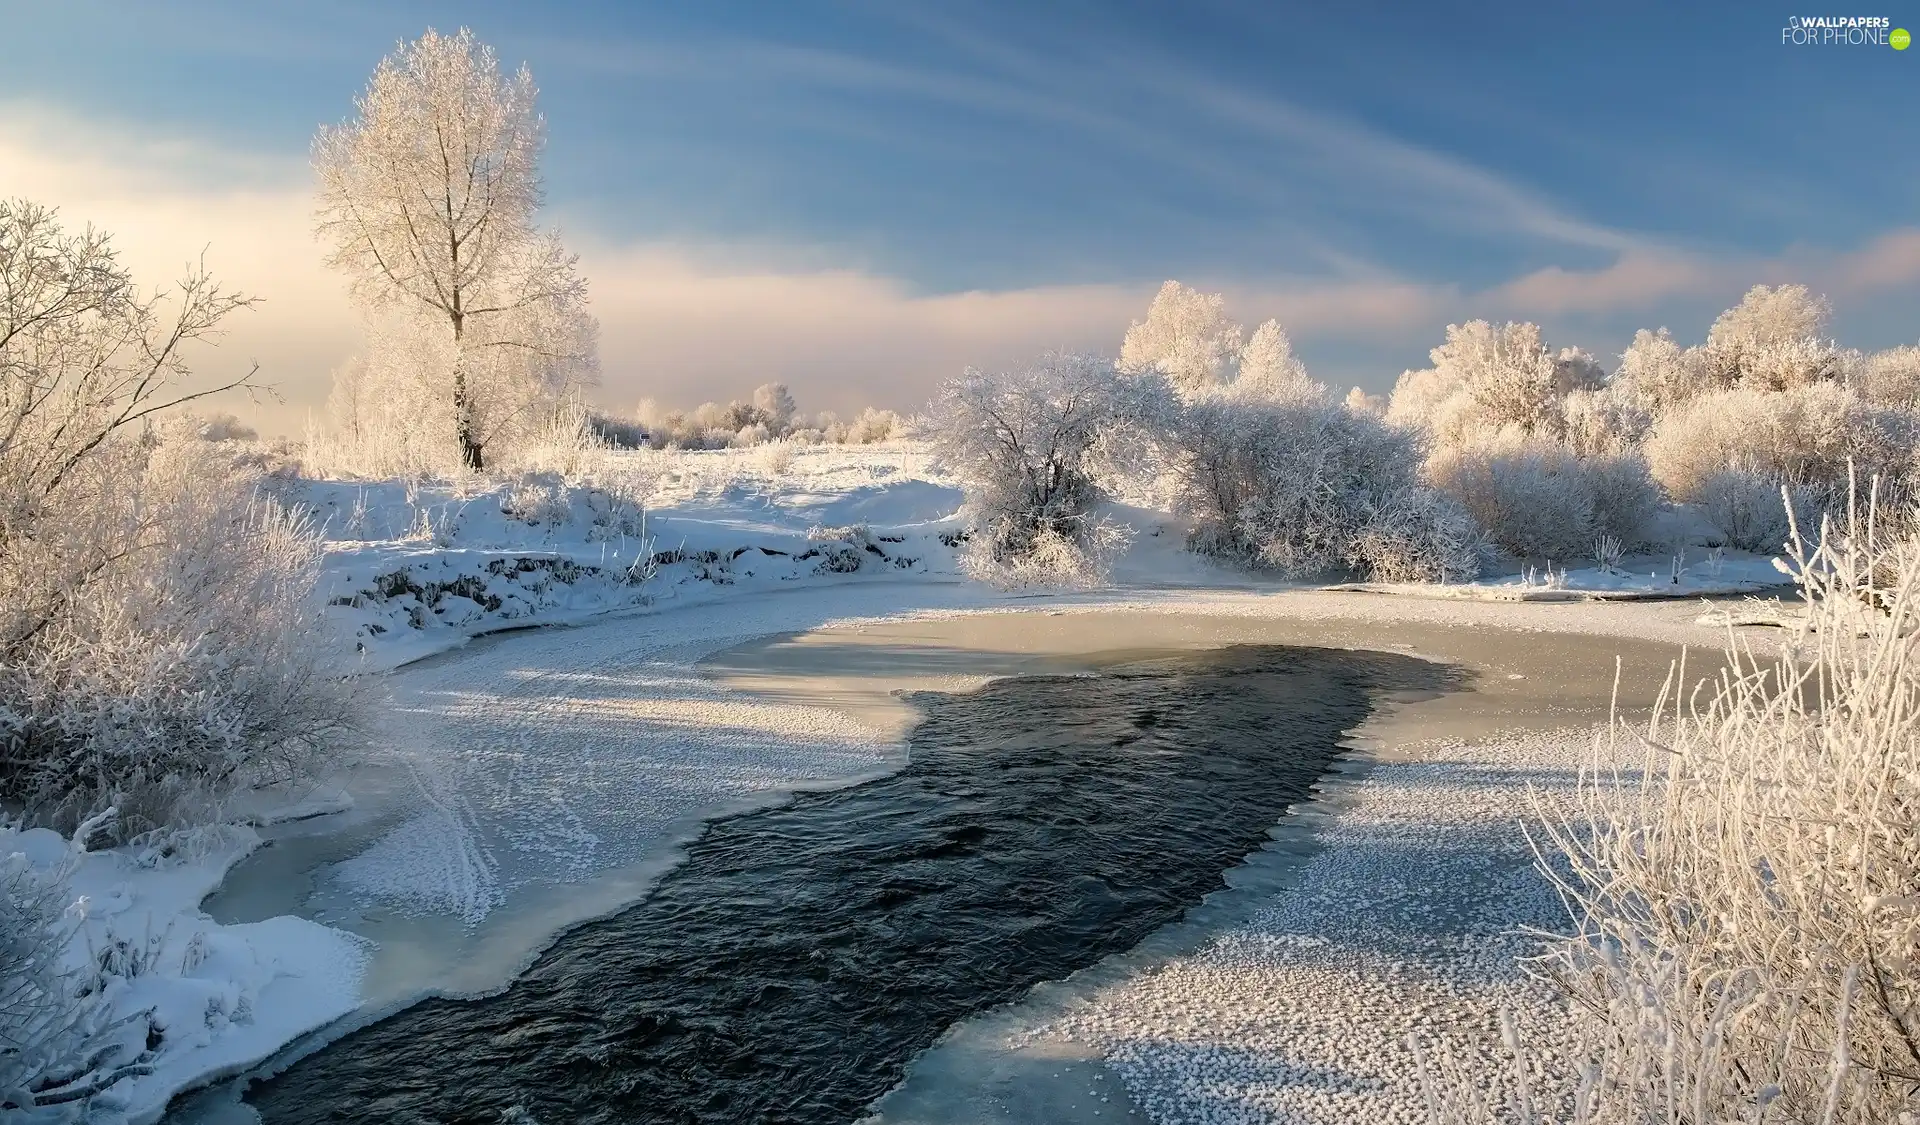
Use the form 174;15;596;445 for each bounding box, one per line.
313;27;596;473
0;200;365;839
921;354;1147;587
1498;490;1920;1123
1120;281;1244;401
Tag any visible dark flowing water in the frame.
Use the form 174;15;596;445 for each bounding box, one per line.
244;645;1452;1125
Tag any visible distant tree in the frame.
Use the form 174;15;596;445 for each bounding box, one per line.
1390;321;1589;444
1233;319;1321;402
1120;281;1243;400
313;27;594;470
753;382;798;433
1344;386;1388;417
1855;344;1920;409
1612;327;1715;414
1703;284;1842;391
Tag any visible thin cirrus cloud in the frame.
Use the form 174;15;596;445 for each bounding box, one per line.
6;97;1918;437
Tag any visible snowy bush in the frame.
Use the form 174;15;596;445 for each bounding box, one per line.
1389;321;1599;446
1520;496;1920;1123
1646;384;1919;545
0;839;151;1117
1853;344;1920;410
1701;283;1845;392
1344;485;1483;584
1560;386;1651;459
922;353;1147;587
1610;325;1717;414
0;200;364;839
1164;386;1479;581
628;388;902;451
1427;431;1658;561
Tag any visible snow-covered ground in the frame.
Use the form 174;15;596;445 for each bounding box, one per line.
870;726;1608;1125
305;444;968;671
2;823;366;1124
37;442;1802;1123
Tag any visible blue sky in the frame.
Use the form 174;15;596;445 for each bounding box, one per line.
2;1;1916;425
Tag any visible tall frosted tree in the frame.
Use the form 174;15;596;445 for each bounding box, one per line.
1120;281;1243;400
313;27;592;471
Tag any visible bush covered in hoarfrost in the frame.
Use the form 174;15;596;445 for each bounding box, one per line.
1165;385;1481;582
1427;430;1660;561
1645;384;1918;550
1493;498;1920;1124
921;354;1147;586
0;830;154;1118
0;200;364;840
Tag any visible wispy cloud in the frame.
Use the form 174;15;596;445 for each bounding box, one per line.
7;101;1917;436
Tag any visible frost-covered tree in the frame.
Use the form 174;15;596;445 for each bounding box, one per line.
314;27;594;471
1433;320;1564;440
1344;386;1387;417
1233;319;1322;402
922;354;1148;585
1703;283;1843;392
0;202;363;838
1611;326;1716;414
1120;281;1243;400
753;382;798;433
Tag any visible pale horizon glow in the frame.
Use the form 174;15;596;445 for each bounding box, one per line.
6;100;1917;438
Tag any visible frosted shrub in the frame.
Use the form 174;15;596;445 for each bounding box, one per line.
1427;431;1657;560
1854;344;1920;410
2;445;365;838
1611;326;1718;414
922;354;1147;587
1525;496;1920;1123
1560;386;1651;459
754;440;796;477
1391;321;1590;446
1702;283;1844;392
1345;485;1483;583
499;472;571;530
1;201;364;839
627;391;899;451
0;843;151;1115
1166;388;1479;581
1646;385;1919;545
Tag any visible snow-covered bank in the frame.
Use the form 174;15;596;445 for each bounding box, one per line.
1327;549;1789;602
304;445;967;670
873;727;1604;1125
3;824;365;1125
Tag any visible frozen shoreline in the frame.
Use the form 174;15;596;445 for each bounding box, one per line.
162;574;1760;1122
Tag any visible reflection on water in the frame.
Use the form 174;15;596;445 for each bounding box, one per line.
245;645;1450;1125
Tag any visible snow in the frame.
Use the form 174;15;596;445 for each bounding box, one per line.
2;823;367;1125
302;445;967;671
65;442;1802;1120
868;725;1622;1124
1329;549;1789;601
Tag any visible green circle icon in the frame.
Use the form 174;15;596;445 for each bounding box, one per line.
1895;27;1912;49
